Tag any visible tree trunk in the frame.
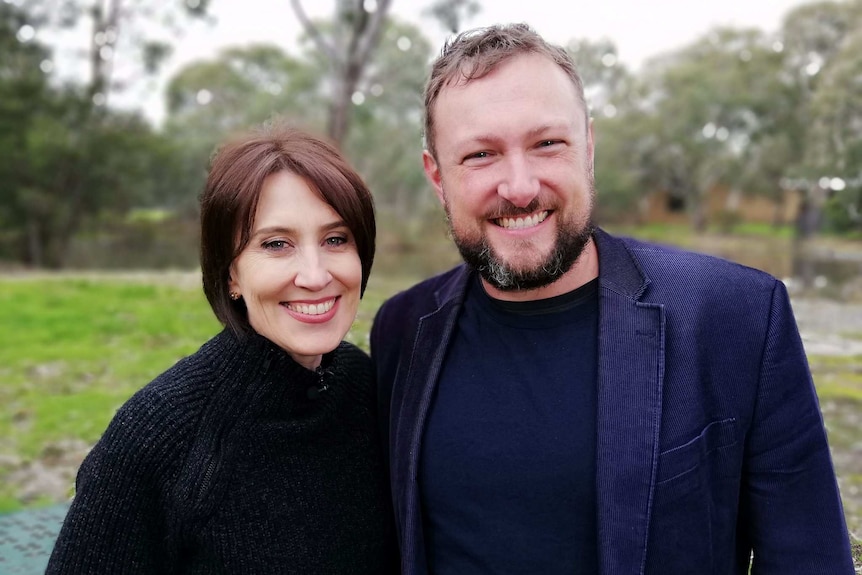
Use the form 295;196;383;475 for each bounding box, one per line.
26;218;42;268
795;187;824;241
290;0;393;147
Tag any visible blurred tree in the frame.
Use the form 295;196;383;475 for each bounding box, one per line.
564;37;643;222
567;37;631;115
0;1;52;263
163;16;434;222
783;0;862;234
422;0;480;34
0;0;213;268
166;45;320;134
290;0;394;145
0;2;48;183
341;18;434;220
625;27;787;230
26;0;212;109
5;93;181;267
163;44;323;213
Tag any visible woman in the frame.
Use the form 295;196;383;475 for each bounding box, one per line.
47;124;397;573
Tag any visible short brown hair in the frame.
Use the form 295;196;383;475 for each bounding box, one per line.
200;123;376;335
423;23;588;159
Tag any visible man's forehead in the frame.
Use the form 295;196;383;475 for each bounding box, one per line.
437;54;575;95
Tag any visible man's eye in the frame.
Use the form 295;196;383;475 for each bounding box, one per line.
465;151;489;160
538;140;559;147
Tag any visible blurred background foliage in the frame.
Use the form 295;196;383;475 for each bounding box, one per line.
2;3;862;557
1;0;861;276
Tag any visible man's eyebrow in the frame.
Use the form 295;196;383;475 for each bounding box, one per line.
460;123;571;147
525;123;571;139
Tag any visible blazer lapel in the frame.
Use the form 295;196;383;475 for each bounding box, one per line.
593;231;665;575
392;268;469;575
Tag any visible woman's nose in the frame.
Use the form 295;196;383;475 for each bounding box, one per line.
293;250;333;290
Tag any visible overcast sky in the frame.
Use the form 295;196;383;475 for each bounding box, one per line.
189;0;812;66
137;0;815;122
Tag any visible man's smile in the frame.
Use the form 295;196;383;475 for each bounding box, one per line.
493;210;549;230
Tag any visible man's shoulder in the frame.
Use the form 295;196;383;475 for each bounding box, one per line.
371;264;469;351
380;264;469;314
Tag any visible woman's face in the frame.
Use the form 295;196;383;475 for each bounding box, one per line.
228;171;362;370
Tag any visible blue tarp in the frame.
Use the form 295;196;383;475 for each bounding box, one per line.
0;504;69;574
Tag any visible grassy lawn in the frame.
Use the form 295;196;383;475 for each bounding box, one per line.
0;278;218;460
1;270;860;562
0;276;220;514
0;272;418;512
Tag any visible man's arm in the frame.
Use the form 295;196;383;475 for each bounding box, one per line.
743;280;853;573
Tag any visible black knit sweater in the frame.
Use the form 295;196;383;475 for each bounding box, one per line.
46;329;398;574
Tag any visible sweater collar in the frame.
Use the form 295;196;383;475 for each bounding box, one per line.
207;328;329;392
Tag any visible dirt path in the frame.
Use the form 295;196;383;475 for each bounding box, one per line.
793;298;862;356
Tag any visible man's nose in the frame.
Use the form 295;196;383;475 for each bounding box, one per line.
497;154;540;208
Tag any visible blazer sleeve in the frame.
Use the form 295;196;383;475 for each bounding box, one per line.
742;280;853;573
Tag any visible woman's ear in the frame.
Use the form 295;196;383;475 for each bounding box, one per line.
227;267;239;297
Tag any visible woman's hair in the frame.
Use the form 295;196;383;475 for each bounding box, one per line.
199;122;376;335
423;23;588;160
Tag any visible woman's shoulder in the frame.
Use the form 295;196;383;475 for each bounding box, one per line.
327;341;374;405
334;339;371;361
90;332;233;472
332;340;373;379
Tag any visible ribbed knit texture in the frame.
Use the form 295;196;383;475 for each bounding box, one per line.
46;329;398;574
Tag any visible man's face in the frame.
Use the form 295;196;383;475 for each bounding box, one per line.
424;52;595;293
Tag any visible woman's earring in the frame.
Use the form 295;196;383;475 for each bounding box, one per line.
230;291;241;301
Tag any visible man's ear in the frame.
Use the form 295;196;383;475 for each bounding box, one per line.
587;117;596;176
423;150;446;206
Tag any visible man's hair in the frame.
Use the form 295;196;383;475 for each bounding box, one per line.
199;122;376;336
423;23;589;160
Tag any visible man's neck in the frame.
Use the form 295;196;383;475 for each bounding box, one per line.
480;238;600;302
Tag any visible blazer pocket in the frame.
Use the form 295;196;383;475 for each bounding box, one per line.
655;418;739;501
646;418;741;574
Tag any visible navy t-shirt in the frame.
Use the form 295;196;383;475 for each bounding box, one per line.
420;275;599;574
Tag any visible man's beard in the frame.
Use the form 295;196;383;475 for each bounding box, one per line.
446;203;595;292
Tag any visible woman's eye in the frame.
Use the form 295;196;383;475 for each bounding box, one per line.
262;240;289;250
325;236;348;247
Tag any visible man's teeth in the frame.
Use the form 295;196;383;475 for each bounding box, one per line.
497;211;548;230
288;299;335;315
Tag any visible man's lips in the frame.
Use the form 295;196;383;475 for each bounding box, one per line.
493;210;550;230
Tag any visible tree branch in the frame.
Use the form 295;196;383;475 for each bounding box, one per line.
352;0;392;68
289;0;338;64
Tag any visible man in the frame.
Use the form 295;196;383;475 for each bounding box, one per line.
371;23;854;574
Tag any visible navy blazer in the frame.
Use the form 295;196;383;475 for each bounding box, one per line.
371;229;853;574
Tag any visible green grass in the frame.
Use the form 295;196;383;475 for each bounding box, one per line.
607;223;697;245
2;269;862;553
0;277;221;510
715;221;795;238
806;355;862;402
0;272;415;512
